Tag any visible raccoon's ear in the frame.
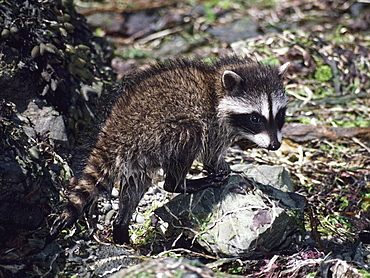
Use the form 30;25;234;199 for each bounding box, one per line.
222;70;243;92
278;62;290;76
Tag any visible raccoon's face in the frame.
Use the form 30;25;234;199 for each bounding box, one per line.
217;62;289;151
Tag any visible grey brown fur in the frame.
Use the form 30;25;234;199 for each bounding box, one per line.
51;56;289;244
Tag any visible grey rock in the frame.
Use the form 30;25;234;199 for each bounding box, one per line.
231;164;294;192
152;35;192;59
155;165;305;258
208;18;261;43
112;187;120;198
103;203;113;212
23;98;69;148
134;214;146;225
0;103;72;245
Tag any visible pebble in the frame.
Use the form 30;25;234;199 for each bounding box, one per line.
135;214;145;224
103;203;112;212
112;201;119;211
111;187;119;198
104;210;116;225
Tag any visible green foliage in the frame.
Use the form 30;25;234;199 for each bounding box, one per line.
117;48;149;59
317;214;353;236
358;269;370;278
333;115;370;128
260;57;280;66
319;141;353;160
246;0;276;7
314;65;333;82
332;192;351;211
203;0;232;22
228;265;243;274
130;205;160;244
296;116;318;125
314;86;335;98
360;192;370;212
191;213;217;244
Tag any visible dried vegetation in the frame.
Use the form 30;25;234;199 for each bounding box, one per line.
0;0;369;277
77;0;370;276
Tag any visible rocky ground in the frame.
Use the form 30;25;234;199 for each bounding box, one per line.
0;0;370;277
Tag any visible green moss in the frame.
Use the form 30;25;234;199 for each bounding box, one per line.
117;48;149;59
358;270;370;278
314;86;335;98
203;0;232;23
314;65;333;82
360;192;370;212
260;57;280;66
334;119;369;128
245;0;276;7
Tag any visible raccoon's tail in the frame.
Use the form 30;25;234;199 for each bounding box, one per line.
48;176;100;242
49;202;81;241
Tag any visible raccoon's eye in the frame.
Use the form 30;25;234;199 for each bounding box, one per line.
249;114;261;124
276;108;286;120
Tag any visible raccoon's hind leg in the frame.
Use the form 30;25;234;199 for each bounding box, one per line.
113;174;151;244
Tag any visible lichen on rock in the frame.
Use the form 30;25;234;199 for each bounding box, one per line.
155;165;306;258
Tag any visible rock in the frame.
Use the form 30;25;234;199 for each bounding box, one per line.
320;257;366;278
23;98;69;148
231;164;294;192
208;18;261;43
0;101;73;245
0;0;116;148
155;165;305;258
0;202;44;230
152;35;193;59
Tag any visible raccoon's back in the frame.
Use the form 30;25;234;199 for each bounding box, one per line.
100;59;219;163
110;60;217;128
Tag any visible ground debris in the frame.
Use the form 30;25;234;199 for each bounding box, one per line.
1;0;369;277
283;123;370;142
110;257;227;278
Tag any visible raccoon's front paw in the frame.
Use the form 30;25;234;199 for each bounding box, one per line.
183;169;230;193
208;169;230;187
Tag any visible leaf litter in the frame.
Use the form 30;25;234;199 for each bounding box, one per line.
68;0;370;276
1;0;369;277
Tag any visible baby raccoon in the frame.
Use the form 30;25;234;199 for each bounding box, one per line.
51;56;289;244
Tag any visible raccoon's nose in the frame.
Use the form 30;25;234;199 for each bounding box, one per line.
268;141;281;151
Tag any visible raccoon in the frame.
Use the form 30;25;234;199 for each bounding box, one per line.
51;56;289;244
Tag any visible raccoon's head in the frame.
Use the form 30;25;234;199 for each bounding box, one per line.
217;62;289;151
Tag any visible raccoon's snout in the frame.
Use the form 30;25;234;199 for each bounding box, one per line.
267;141;281;151
249;132;282;151
267;132;282;150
